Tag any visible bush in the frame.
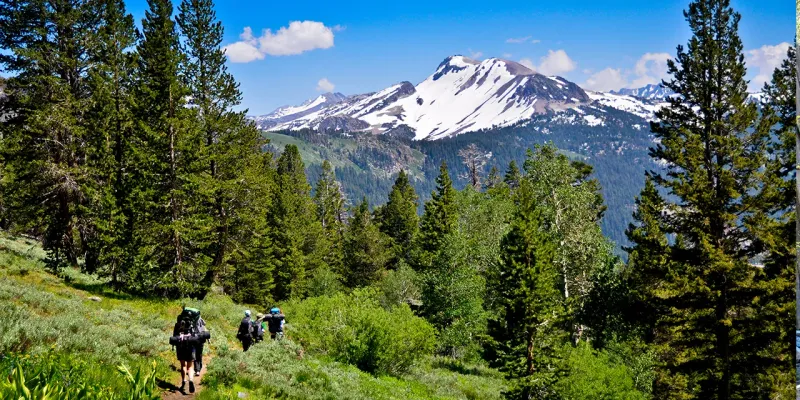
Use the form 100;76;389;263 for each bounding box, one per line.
288;289;436;375
554;342;649;400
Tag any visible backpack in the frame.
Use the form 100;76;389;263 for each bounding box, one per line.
267;313;284;333
237;316;253;340
251;319;264;340
178;307;201;334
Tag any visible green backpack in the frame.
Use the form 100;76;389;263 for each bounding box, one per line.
178;307;201;333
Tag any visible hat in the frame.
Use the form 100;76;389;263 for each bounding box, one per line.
256;313;264;319
245;310;251;317
270;307;280;314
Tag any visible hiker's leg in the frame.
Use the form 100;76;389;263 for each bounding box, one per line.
194;342;203;373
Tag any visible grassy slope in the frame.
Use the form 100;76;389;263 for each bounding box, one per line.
0;233;505;399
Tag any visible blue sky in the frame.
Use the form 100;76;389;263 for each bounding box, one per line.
126;0;793;115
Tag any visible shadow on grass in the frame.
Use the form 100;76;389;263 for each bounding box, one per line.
430;358;499;378
157;377;186;395
62;278;138;302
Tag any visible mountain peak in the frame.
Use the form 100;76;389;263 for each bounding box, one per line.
611;84;673;100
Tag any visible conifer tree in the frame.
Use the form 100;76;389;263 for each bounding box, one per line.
377;170;419;266
269;145;326;300
82;0;139;283
739;43;797;397
314;160;346;272
0;0;100;270
503;160;521;189
343;198;391;288
177;0;267;288
625;0;775;397
417;161;457;263
485;165;501;189
490;175;566;399
129;0;210;297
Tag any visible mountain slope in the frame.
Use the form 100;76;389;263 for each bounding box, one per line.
254;56;592;140
611;84;674;100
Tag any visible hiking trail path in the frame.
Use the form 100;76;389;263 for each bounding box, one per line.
160;355;211;399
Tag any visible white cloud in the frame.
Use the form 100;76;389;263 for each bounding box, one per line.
469;49;483;59
519;58;535;70
502;53;513;58
582;68;594;74
316;78;335;92
746;42;791;91
223;21;336;63
535;49;576;75
506;36;531;44
631;52;671;87
506;36;540;44
583;68;627;91
582;52;671;91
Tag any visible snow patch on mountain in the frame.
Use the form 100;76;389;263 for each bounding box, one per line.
254;55;592;140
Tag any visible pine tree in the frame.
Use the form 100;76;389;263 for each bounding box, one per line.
177;0;267;289
343;198;390;288
377;170;419;266
314;160;346;273
0;0;100;271
490;175;566;399
269;145;326;300
738;43;797;397
129;0;210;297
417;161;457;264
485;165;501;189
503;160;521;190
82;0;139;284
626;0;775;397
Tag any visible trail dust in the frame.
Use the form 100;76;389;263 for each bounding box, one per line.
160;355;211;399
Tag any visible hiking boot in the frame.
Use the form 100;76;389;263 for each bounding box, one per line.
180;380;185;391
189;381;195;393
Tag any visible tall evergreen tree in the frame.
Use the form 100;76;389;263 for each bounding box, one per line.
740;43;797;397
625;0;776;397
485;165;501;189
82;0;139;283
343;198;390;288
313;160;346;272
417;161;457;263
377;170;419;266
503;160;521;189
177;0;267;289
269;145;326;300
0;0;100;270
129;0;210;297
490;175;566;399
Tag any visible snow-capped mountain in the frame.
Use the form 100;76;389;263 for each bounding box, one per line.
611;84;674;101
254;92;347;130
252;56;593;140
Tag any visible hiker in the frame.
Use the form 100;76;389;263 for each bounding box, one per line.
171;319;198;393
194;312;208;376
266;307;286;340
252;313;265;344
237;310;254;351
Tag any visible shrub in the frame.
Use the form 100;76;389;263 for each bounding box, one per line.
554;342;648;400
288;289;436;375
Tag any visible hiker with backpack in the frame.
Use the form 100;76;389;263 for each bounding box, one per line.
252;313;266;344
171;319;199;393
194;313;208;376
237;310;254;352
266;307;286;340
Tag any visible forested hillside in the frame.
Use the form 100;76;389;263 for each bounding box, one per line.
0;0;794;398
271;103;655;251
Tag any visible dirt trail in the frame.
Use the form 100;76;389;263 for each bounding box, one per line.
160;356;211;399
